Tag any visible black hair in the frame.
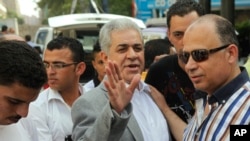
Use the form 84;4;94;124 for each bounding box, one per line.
1;25;7;32
0;40;47;89
92;40;101;60
144;38;173;69
46;37;85;63
25;35;31;41
166;0;205;28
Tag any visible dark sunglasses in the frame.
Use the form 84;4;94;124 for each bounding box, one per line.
179;44;230;64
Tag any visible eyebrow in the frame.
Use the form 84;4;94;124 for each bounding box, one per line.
118;43;142;47
7;96;26;104
173;31;184;34
43;61;65;64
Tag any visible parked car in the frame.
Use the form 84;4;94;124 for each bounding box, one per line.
34;13;146;84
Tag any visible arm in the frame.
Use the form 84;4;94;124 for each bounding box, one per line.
149;85;186;141
71;94;133;141
72;60;140;141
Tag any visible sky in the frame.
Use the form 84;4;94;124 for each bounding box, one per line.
18;0;39;17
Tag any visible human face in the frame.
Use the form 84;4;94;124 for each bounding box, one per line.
92;51;106;81
107;29;144;83
183;23;233;95
0;83;39;125
167;11;200;54
43;48;80;91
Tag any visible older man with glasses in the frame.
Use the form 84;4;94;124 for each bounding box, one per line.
27;37;86;141
150;14;250;141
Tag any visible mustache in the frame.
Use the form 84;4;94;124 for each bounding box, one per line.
11;115;22;120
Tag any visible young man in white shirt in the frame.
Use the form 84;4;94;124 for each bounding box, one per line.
28;37;86;141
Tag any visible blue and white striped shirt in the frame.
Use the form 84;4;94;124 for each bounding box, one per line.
183;68;250;141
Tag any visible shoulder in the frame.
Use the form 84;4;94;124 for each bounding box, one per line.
31;88;53;106
73;85;108;113
78;84;107;103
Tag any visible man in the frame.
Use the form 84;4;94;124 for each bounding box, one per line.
71;18;171;141
142;38;175;81
0;40;47;140
28;37;86;141
145;0;205;123
84;41;106;92
151;14;250;141
24;34;37;48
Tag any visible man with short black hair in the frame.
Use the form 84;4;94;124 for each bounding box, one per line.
0;40;47;141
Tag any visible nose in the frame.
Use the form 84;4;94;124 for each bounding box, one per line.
185;56;198;73
46;65;56;74
16;104;29;117
127;47;137;59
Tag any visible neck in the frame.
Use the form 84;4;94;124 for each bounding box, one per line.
59;84;81;107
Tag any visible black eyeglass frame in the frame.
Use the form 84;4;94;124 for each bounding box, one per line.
43;62;78;69
179;44;231;64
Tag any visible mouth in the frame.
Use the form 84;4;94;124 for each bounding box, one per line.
126;64;140;71
190;75;202;83
48;78;57;83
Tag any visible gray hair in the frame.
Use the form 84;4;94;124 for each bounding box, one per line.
99;18;143;54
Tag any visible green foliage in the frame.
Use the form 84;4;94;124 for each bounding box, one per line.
235;20;250;38
235;20;250;57
37;0;132;21
109;0;131;16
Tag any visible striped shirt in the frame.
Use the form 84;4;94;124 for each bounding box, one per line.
183;68;250;141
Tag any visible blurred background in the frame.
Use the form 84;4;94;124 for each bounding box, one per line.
0;0;249;59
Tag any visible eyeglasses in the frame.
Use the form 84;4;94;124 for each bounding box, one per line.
43;62;78;70
179;44;230;64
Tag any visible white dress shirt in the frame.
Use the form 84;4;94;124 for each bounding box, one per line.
83;80;94;92
28;84;84;141
131;81;170;141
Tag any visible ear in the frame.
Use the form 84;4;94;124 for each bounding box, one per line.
227;44;238;64
101;51;108;65
76;62;86;75
92;60;96;70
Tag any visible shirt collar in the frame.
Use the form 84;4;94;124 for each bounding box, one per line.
48;84;84;101
208;67;249;105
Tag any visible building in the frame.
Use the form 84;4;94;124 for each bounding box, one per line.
135;0;250;23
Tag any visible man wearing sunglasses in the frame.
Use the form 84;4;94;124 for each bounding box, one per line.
27;37;86;141
145;0;205;133
151;14;250;140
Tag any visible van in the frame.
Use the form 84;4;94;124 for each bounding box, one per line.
34;13;146;84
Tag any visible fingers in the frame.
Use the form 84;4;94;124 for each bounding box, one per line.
127;73;140;93
105;60;121;89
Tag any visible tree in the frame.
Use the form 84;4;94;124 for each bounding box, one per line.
37;0;132;24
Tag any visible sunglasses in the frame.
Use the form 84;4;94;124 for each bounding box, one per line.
179;44;230;64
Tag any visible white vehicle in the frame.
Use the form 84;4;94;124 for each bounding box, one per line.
34;13;145;52
34;13;146;83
